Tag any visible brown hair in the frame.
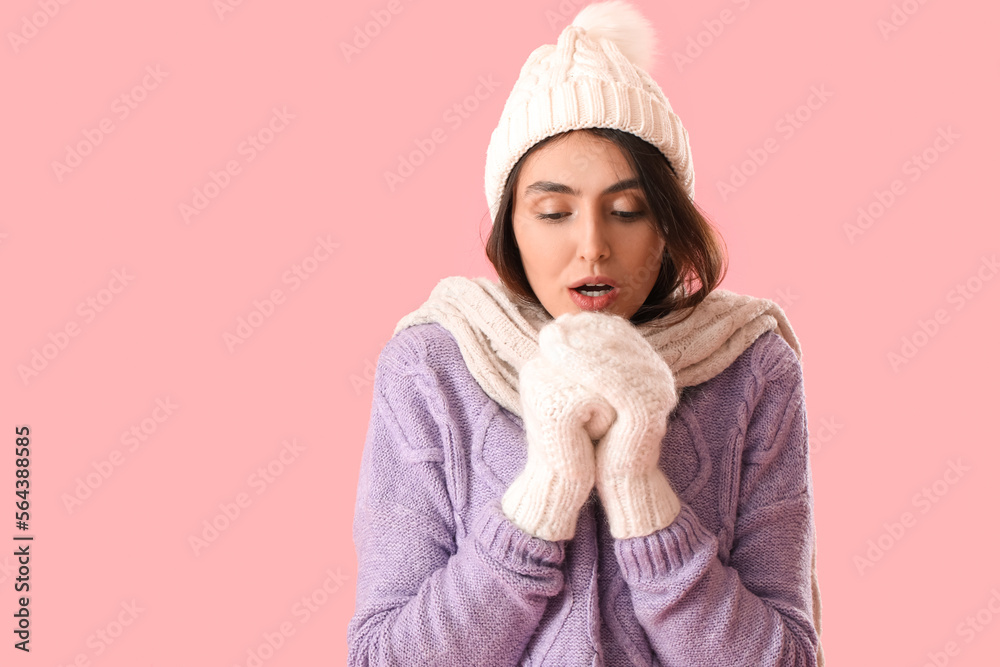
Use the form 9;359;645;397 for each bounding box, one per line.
484;128;729;325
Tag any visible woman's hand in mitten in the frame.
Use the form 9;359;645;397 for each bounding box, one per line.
501;351;615;542
538;311;682;539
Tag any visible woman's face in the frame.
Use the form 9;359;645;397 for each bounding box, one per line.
512;130;666;320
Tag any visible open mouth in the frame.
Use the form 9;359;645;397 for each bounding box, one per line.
573;284;614;297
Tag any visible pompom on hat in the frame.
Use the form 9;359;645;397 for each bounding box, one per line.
484;0;695;223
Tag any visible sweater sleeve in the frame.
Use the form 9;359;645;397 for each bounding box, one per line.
612;333;820;666
347;331;568;667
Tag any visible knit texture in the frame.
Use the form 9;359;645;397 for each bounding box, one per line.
349;276;825;665
484;0;695;222
535;311;684;539
392;276;802;406
500;349;614;541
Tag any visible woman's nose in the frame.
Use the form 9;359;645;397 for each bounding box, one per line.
577;206;611;261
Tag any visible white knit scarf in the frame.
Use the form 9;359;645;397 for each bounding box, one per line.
393;276;802;414
392;275;824;665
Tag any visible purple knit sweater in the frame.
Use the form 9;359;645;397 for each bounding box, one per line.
348;322;820;666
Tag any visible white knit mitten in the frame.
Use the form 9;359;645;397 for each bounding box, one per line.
540;311;681;539
501;351;615;541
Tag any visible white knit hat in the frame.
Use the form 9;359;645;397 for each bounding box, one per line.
484;0;695;224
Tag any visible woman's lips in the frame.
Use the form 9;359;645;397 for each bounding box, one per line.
568;285;619;311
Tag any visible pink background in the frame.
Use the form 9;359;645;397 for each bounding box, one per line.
2;0;998;664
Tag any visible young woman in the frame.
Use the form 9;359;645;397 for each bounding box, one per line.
348;2;824;665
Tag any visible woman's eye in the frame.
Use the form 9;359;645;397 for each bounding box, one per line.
534;210;645;221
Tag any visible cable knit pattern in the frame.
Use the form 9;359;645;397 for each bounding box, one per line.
483;2;695;221
349;278;824;665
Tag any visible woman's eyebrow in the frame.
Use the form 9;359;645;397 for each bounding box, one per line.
523;178;640;197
